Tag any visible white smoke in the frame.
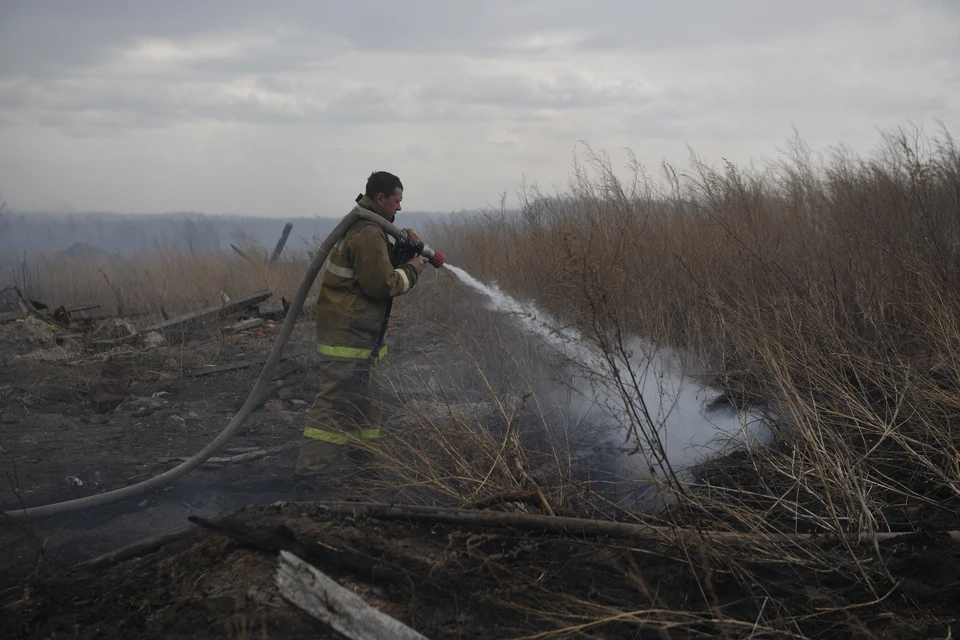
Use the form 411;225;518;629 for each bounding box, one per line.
444;265;770;481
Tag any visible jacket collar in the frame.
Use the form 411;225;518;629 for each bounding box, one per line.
355;193;395;223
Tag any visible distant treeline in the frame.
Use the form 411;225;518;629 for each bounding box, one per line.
0;210;444;257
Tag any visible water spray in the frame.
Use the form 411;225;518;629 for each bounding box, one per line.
11;209;446;519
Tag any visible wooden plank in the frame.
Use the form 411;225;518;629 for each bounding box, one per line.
185;350;304;377
222;318;264;334
143;290;271;333
275;550;430;640
0;310;26;323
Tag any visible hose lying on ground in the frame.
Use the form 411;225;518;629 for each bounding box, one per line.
10;210;420;520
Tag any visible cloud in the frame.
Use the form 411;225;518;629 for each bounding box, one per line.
420;73;650;111
0;0;957;214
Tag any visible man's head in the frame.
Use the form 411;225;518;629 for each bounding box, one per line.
365;171;403;216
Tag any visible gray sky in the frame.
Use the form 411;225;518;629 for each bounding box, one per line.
1;1;957;216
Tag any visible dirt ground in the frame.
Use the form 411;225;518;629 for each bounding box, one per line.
2;290;960;638
0;308;460;587
3;501;960;639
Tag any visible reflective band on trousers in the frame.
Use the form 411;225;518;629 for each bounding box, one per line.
316;343;388;360
303;426;380;443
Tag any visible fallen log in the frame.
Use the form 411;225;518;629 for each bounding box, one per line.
66;500;960;577
313;501;960;546
270;222;294;263
276;550;430;640
143;290;271;333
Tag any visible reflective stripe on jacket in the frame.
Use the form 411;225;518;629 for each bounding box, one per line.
314;196;419;360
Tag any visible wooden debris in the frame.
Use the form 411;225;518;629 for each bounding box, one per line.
0;310;26;324
91;321;140;347
143;290;271;333
256;301;285;320
0;300;110;327
222;318;264;334
185;350;304;377
224;446;264;454
187;515;386;580
73;524;200;572
276;551;430;640
55;332;86;343
202;440;299;467
7;287;72;331
270;222;294;263
66;302;102;313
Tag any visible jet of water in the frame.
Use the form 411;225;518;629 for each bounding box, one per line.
444;265;601;369
443;264;770;476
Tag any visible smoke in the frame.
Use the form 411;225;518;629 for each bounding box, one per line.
444;265;770;482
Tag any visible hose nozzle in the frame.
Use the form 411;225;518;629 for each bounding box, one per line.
419;245;446;269
398;229;445;269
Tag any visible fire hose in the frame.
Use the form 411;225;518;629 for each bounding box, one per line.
11;209;445;519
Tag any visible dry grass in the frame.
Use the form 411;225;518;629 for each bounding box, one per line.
3;238;314;320
7;124;960;636
400;123;960;637
426;123;960;532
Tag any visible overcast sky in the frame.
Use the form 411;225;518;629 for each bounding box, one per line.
0;1;957;216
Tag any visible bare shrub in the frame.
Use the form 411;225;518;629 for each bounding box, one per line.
412;124;960;635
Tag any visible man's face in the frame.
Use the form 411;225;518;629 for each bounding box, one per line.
376;188;403;216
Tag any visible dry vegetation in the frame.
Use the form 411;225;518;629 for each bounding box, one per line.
429;124;960;532
5;125;960;637
4;232;316;319
400;124;960;636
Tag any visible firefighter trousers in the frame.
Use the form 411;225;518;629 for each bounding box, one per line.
295;358;381;477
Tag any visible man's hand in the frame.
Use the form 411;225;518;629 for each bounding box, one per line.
406;256;428;275
405;229;421;247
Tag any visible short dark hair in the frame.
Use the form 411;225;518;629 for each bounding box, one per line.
365;171;403;200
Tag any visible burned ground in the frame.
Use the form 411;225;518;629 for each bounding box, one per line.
1;283;960;638
0;298;481;586
3;501;960;639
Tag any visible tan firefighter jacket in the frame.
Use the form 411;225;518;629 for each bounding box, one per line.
314;194;420;361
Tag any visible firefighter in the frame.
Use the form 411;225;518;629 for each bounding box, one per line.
295;171;428;477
